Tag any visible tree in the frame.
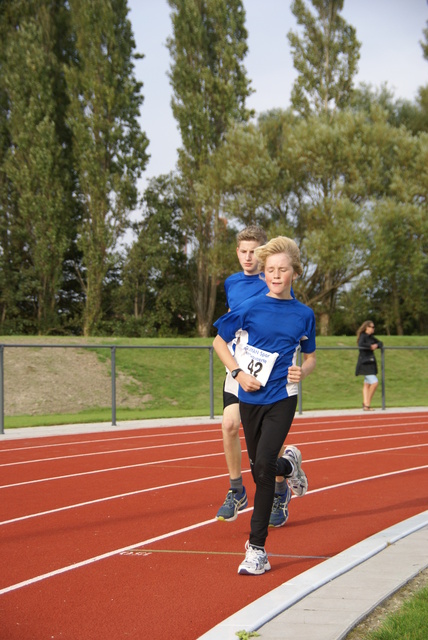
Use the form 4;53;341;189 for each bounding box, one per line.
2;0;74;333
288;0;361;116
167;0;252;336
65;0;149;336
120;175;194;336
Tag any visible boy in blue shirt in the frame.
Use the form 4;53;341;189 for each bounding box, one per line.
213;236;316;575
216;226;292;529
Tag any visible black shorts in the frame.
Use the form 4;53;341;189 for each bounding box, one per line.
223;379;239;409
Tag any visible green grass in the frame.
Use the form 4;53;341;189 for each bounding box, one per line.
1;335;428;428
364;584;428;640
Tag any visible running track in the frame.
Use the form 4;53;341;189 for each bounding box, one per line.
1;410;427;639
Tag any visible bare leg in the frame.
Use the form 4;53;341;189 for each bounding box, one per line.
363;382;370;408
366;381;378;407
222;403;242;480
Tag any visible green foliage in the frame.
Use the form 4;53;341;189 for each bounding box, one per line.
1;1;428;338
167;0;252;336
366;585;428;640
65;0;149;336
235;631;260;639
288;0;361;116
2;1;74;333
119;175;195;335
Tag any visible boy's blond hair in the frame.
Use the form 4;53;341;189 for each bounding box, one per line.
236;225;267;246
255;236;303;276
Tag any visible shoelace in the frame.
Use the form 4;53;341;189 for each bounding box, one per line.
271;496;282;513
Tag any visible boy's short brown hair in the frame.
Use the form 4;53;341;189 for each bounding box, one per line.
255;236;303;276
236;225;267;246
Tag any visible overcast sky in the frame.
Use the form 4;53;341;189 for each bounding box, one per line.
127;0;428;185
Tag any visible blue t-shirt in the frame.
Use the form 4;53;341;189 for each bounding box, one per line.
214;293;316;405
224;272;295;310
224;272;268;310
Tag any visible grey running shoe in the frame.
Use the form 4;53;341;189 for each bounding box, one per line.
238;541;271;575
216;487;248;521
269;483;292;527
283;445;308;496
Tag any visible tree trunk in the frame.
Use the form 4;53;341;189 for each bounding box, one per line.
319;312;330;337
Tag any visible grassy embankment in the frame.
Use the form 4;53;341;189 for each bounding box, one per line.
1;335;427;429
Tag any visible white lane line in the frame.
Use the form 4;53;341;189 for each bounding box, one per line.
2;426;427;470
1;442;428;525
0;517;217;595
0;450;226;490
0;472;229;526
0;437;223;468
0;420;428;453
0;429;222;453
1;416;426;455
1;439;428;492
1;464;427;596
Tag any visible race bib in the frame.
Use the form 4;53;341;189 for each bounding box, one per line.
236;344;279;386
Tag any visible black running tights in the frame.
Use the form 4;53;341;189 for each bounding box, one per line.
239;396;297;548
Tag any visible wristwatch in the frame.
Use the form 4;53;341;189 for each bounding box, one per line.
231;368;242;379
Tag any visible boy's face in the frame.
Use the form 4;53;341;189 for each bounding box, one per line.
264;252;296;299
236;240;262;275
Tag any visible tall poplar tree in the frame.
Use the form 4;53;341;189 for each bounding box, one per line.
167;0;252;336
66;0;149;336
2;0;73;333
288;0;360;116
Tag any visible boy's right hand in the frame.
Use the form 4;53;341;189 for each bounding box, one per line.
237;371;262;392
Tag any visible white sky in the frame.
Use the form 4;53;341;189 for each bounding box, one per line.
127;0;428;185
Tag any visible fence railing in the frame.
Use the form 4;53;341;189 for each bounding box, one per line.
0;343;215;435
0;343;427;434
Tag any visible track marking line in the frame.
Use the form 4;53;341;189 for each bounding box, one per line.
0;437;225;468
1;464;427;596
1;426;427;471
0;472;230;526
1;438;427;492
121;548;330;559
0;450;227;489
0;428;223;453
1;415;426;455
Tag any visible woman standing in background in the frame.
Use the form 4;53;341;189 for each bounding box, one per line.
355;321;383;411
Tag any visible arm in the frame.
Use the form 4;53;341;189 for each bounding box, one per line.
287;351;316;384
213;334;261;392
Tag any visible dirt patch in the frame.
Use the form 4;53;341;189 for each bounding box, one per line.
345;567;428;639
2;343;150;416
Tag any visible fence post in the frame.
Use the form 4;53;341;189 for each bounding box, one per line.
381;347;386;410
0;345;4;434
209;347;214;419
111;346;117;426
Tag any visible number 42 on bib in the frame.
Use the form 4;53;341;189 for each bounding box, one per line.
237;344;279;387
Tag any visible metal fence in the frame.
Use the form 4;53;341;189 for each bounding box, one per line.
0;343;427;434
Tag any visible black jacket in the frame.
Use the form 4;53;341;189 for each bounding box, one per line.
355;333;383;376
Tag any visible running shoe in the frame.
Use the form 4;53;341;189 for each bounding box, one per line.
216;487;248;522
269;484;292;527
283;445;308;496
238;541;271;575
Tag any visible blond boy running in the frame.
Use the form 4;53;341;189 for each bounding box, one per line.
216;226;292;528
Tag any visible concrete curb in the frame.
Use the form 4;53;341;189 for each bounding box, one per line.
197;511;428;639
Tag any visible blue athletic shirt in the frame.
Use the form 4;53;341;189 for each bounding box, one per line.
214;293;316;405
224;272;294;310
224;272;268;310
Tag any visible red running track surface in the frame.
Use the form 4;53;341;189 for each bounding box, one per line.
0;411;427;639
